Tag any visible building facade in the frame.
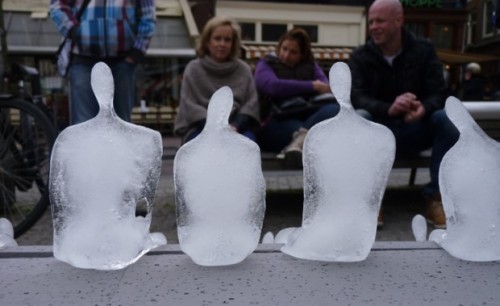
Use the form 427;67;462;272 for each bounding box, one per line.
1;0;496;131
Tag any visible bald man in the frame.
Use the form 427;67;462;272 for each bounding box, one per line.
349;0;459;229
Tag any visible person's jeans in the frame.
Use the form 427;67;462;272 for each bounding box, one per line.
359;109;459;198
69;56;136;125
258;103;340;152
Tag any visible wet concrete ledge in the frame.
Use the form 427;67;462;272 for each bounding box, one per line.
1;242;499;305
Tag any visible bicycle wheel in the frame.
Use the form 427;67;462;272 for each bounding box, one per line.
0;98;57;238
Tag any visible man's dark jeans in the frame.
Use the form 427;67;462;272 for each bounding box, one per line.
358;109;459;198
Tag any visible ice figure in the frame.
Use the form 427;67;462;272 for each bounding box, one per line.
429;96;500;261
0;218;17;248
174;86;266;266
412;214;427;242
274;227;297;244
49;62;166;270
262;232;274;244
281;62;396;262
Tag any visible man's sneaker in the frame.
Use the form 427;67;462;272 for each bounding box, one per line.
425;196;446;229
281;128;307;169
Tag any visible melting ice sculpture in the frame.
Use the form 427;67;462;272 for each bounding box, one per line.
49;62;166;270
0;218;17;248
411;214;428;242
174;86;266;266
280;62;396;262
429;96;500;262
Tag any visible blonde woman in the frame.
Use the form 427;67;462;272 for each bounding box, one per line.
254;28;339;167
174;16;260;142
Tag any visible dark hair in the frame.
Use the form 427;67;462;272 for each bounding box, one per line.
196;16;242;59
276;28;314;63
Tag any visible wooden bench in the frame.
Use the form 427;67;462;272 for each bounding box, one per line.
131;105;177;135
261;101;500;185
161;102;500;185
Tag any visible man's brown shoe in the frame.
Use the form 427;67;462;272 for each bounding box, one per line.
425;198;446;229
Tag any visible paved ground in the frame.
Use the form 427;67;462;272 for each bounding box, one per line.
16;137;434;246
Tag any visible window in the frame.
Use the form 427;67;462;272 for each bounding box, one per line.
483;0;495;37
468;12;477;44
406;23;426;38
294;25;318;43
240;22;256;41
262;23;287;42
138;58;191;108
431;24;454;49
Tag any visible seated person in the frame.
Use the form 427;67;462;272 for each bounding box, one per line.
348;0;459;228
174;16;260;143
254;28;340;167
460;62;486;101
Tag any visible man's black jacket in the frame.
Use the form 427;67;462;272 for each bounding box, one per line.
348;28;446;119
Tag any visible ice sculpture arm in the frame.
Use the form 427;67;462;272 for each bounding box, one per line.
254;59;320;100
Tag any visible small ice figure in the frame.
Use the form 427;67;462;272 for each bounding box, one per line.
281;62;396;262
0;218;17;248
49;62;166;270
274;227;298;244
174;86;266;266
262;231;274;244
139;99;149;113
430;96;500;261
412;214;428;242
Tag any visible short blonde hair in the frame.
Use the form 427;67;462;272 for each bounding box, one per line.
196;16;242;59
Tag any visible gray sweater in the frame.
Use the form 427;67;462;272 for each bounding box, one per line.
174;56;260;136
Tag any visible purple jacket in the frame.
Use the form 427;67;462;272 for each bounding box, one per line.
254;56;328;101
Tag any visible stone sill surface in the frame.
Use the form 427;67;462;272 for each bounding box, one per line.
1;242;499;305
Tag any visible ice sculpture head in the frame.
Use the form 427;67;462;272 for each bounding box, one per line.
49;62;165;270
444;96;476;133
205;86;233;131
91;62;114;111
430;96;500;261
329;61;352;108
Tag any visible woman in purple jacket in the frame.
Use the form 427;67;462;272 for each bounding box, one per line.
254;28;339;168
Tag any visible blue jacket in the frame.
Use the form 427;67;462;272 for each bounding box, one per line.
50;0;156;60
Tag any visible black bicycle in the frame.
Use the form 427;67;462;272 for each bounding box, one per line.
0;63;58;238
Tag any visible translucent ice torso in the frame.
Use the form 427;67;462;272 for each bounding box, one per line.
430;96;500;262
49;62;166;270
174;86;266;266
0;218;17;248
281;62;396;262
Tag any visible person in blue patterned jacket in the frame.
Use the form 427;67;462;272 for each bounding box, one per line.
49;0;156;125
